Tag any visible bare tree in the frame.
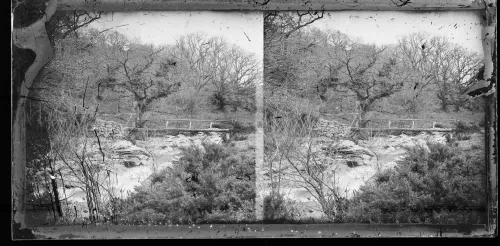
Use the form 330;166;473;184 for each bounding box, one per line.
264;107;350;221
435;45;483;112
264;11;325;50
101;34;182;128
172;33;214;93
395;33;482;113
46;10;102;41
332;42;408;127
205;40;259;113
264;11;325;93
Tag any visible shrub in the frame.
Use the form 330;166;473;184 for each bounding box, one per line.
212;121;255;135
457;134;472;141
264;89;320;134
116;142;256;224
231;133;248;141
434;123;445;128
453;120;481;134
263;193;301;223
231;121;256;134
345;142;486;224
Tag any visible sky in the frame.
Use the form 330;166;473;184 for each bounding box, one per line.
311;11;484;57
89;11;263;64
89;11;484;65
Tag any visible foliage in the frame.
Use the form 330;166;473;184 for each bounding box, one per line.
172;33;260;113
434;123;445;128
263;193;302;223
265;89;320;133
345;142;486;224
116;142;256;224
453;120;481;134
231;121;256;134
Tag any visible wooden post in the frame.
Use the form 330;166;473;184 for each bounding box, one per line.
189;121;192;129
412;121;415;129
388;120;391;129
166;121;169;129
432;122;436;128
209;122;213;128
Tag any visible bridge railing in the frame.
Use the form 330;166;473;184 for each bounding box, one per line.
164;119;234;130
358;118;459;129
324;113;460;130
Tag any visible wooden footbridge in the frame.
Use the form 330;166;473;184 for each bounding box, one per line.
92;113;236;138
325;113;458;132
351;118;456;132
163;119;233;132
136;119;233;137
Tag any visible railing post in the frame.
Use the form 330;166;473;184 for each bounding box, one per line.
432;122;436;128
189;121;192;129
166;121;169;129
388;120;391;128
412;121;415;129
209;122;213;128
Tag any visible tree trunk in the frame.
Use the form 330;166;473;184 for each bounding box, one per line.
43;170;57;222
58;169;69;213
133;100;147;128
358;102;370;128
48;159;62;217
437;91;449;112
438;84;449;112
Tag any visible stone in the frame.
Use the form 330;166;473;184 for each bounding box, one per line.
334;140;376;166
111;140;134;150
110;140;151;167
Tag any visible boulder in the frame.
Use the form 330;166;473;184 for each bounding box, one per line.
111;140;134;150
308;139;376;167
329;140;376;167
110;140;151;167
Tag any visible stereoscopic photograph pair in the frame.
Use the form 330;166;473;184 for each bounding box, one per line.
12;0;496;239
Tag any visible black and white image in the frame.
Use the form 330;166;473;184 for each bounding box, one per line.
12;0;495;239
264;10;487;224
14;9;262;235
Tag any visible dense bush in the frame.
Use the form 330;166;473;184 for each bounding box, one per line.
230;133;249;141
231;120;256;134
453;120;481;134
345;142;486;224
433;123;445;128
264;90;320;132
212;120;255;135
457;134;472;141
263;193;302;223
116;142;256;224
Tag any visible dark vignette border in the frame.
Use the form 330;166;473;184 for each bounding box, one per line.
11;0;497;239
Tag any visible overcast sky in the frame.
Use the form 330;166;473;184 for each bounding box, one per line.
312;11;484;57
90;11;263;64
89;11;484;63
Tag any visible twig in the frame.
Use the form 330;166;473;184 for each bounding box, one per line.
93;129;105;162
